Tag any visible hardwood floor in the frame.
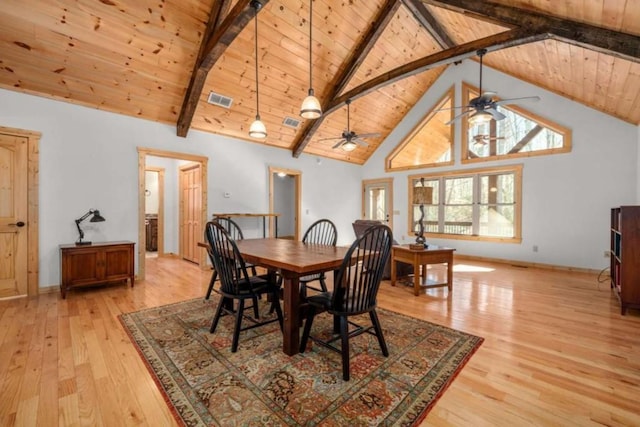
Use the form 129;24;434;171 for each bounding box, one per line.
1;256;638;426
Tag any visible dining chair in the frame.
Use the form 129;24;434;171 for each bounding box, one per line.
299;223;392;380
205;217;257;300
205;221;283;353
300;219;338;296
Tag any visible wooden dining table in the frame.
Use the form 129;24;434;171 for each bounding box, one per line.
232;238;350;356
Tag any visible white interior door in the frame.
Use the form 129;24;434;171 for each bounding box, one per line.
362;178;393;228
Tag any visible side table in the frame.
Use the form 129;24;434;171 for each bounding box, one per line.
390;244;455;296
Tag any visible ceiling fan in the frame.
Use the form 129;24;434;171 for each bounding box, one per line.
445;49;541;125
319;99;380;152
472;134;504;145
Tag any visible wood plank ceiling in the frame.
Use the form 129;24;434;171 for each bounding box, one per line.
0;0;638;165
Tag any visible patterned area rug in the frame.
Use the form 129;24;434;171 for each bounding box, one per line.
120;298;483;426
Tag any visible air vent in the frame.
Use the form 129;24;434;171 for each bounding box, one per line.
282;116;300;129
207;91;233;108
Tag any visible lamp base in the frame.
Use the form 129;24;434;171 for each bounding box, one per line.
75;241;92;246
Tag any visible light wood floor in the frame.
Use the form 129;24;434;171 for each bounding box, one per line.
1;256;639;426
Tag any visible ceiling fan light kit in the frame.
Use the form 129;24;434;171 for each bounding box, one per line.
468;110;493;125
341;140;357;151
300;0;322;120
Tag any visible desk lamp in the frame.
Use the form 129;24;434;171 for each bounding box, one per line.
75;209;105;245
410;178;433;250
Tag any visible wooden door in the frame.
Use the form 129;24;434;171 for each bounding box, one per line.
180;163;201;263
0;133;28;297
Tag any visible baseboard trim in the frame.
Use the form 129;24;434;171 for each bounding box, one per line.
454;254;602;275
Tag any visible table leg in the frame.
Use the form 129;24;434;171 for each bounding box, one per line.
282;272;300;356
414;262;420;296
447;256;453;291
391;256;397;286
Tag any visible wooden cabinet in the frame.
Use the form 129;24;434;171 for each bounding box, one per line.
145;215;158;251
610;206;640;314
60;241;135;298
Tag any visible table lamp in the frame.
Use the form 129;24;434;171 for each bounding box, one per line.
75;209;105;245
410;178;433;250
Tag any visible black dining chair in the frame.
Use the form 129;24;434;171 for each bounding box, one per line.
300;219;338;296
205;217;257;300
299;224;392;380
205;221;283;353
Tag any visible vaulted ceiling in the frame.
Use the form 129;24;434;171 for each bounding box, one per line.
1;0;638;165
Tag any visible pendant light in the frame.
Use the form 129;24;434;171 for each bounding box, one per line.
249;0;267;139
300;0;322;119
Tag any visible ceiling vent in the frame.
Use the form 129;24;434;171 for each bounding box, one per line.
207;91;233;108
282;116;300;129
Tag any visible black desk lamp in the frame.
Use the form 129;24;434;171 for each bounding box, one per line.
75;209;105;245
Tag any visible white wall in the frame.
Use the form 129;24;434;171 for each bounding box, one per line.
0;89;361;287
363;60;638;270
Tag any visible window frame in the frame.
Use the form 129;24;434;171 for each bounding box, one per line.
461;82;571;164
407;164;523;243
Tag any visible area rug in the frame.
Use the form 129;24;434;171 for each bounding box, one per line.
119;298;483;426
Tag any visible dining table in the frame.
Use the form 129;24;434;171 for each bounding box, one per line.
231;238;350;356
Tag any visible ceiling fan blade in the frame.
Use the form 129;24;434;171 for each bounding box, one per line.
494;96;541;106
332;139;346;149
445;109;473;125
355;132;381;139
317;136;344;142
486;108;506;121
353;138;369;147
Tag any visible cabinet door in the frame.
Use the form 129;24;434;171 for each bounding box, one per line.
103;245;132;280
64;250;103;285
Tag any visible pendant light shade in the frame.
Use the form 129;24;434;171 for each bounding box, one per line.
300;0;322;119
249;0;266;139
249;115;267;138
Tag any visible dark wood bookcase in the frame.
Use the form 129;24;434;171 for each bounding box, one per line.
610;206;640;314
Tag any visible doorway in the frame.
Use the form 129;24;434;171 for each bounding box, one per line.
144;167;164;258
362;178;394;228
269;166;301;240
137;148;208;281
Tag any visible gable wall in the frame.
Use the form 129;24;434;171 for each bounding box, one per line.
363;60;638;270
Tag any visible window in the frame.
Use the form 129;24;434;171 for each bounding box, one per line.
385;87;454;171
461;83;571;163
408;165;522;242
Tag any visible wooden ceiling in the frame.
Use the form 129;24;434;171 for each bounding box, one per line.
0;0;638;165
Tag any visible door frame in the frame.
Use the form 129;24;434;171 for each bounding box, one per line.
137;148;208;281
0;126;40;296
268;166;301;240
362;177;394;229
144;167;165;256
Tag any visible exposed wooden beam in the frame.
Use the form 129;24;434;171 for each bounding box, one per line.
507;125;543;154
323;29;548;117
402;0;456;49
177;0;269;137
292;0;402;158
422;0;640;62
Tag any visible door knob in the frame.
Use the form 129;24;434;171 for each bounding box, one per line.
9;221;25;227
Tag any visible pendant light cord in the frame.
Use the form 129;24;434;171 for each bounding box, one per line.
309;0;313;92
254;6;260;118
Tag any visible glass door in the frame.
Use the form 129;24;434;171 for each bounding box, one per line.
362;178;393;228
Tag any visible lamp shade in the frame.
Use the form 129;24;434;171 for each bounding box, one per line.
300;91;322;119
249;116;267;139
413;186;433;205
90;210;106;222
468;110;492;125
